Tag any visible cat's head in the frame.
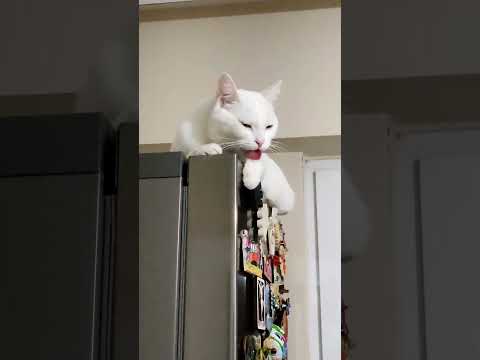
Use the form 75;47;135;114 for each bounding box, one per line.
210;73;282;154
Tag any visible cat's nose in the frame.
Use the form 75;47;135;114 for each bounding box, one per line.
255;140;264;148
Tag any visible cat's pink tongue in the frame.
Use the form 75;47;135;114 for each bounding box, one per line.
245;149;262;160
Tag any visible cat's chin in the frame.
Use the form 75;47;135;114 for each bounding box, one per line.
244;149;262;160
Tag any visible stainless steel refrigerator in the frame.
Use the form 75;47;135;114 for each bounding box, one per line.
2;115;138;360
140;152;258;360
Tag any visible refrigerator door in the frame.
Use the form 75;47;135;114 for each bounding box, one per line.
3;174;105;360
1;114;115;360
139;153;185;360
183;154;239;360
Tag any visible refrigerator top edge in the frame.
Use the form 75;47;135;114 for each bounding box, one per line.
139;151;185;179
0;113;115;178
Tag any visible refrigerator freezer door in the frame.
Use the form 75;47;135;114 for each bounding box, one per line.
139;176;183;360
183;154;239;360
3;174;105;360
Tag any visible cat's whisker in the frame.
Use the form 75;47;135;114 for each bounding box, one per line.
216;135;237;141
222;142;245;151
269;144;287;152
267;143;287;153
269;143;282;150
222;141;243;146
219;140;244;150
271;140;288;151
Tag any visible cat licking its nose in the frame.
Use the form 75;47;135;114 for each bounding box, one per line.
171;73;294;214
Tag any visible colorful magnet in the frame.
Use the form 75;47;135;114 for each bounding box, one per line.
263;255;273;283
243;333;262;360
240;229;263;278
264;284;273;331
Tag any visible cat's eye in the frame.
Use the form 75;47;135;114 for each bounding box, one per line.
241;122;252;128
266;125;273;129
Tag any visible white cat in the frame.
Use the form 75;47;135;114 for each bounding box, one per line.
171;73;294;214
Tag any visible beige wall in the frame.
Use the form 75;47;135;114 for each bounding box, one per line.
140;8;340;144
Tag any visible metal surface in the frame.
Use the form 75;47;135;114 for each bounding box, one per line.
113;123;139;360
139;176;184;360
139;152;185;179
3;174;104;359
0;113;114;179
183;154;238;360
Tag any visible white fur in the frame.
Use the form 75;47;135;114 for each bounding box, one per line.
171;73;294;214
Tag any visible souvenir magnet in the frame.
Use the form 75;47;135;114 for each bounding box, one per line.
240;230;263;277
267;224;276;257
264;284;273;331
243;333;262;360
280;255;287;279
273;256;284;284
256;277;266;330
263;255;273;283
263;337;283;360
282;310;289;342
264;325;285;360
273;223;282;252
243;336;256;360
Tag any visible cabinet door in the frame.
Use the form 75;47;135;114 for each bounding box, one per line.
3;174;104;360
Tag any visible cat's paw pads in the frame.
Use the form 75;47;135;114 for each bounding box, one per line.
189;143;223;156
242;160;263;190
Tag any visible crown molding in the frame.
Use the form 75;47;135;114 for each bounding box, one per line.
140;0;341;22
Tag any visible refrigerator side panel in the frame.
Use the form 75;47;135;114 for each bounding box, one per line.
113;123;139;360
139;177;183;360
183;154;238;360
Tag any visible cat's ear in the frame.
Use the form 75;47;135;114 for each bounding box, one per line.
261;80;282;104
217;73;239;105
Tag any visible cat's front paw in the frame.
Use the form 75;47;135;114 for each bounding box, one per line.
242;159;263;190
275;187;295;215
188;143;223;157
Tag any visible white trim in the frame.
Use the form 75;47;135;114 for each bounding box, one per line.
304;158;341;360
